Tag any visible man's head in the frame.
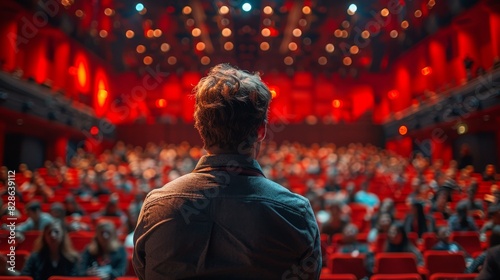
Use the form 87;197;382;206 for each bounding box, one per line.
26;201;42;221
193;64;271;154
436;226;451;243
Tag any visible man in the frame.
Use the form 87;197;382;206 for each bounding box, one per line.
133;64;321;279
15;201;53;242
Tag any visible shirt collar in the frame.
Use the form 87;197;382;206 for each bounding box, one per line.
193;154;264;176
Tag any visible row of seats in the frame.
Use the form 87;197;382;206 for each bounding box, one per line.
0;277;138;280
324;251;471;279
323;231;486;256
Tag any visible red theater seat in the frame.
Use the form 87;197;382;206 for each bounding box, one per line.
0;277;33;280
327;253;367;279
0;249;30;271
429;273;479;280
17;231;41;251
424;251;466;276
370;274;422;280
374;253;419;274
48;277;101;280
422;232;438;251
450;231;482;256
319;274;356;280
69;231;94;252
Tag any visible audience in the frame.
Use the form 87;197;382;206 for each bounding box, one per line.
1;141;498;277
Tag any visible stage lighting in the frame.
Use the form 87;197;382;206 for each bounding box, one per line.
135;3;144;12
399;125;408;136
457;123;468;135
242;3;252;12
348;4;357;15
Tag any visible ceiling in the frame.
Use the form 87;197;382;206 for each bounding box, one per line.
22;0;481;75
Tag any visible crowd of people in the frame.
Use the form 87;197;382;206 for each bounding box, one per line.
0;141;499;279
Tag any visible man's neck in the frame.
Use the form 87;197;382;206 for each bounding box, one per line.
206;146;257;159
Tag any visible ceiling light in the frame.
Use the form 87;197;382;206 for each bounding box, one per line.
191;28;201;37
292;28;302;37
160;43;170;52
263;6;273;15
219;6;229;15
261;28;271;37
201;56;210;65
196;42;206;51
224;42;234;51
325;43;334;53
182;6;192;15
242;3;252;12
347;4;357;15
260;42;270;51
125;30;134;38
350;45;359;54
222;28;232;37
136;45;146;53
343;57;352;66
167;56;177;65
143;56;153;65
135;3;144;12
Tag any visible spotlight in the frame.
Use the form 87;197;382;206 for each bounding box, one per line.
242;3;252;12
135;3;144;12
457;123;468;135
399;125;408;136
347;4;357;15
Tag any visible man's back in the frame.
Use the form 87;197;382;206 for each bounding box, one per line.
133;154;321;279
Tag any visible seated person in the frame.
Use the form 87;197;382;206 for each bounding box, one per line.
385;222;423;266
430;190;453;220
370;198;395;228
432;226;471;258
368;213;393;243
354;181;380;208
448;202;478;232
481;204;500;235
484;184;500;207
79;220;127;279
468;225;500;273
404;200;436;238
321;200;350;237
15;201;54;242
21;220;79;280
483;164;498;182
458;181;484;218
337;223;369;255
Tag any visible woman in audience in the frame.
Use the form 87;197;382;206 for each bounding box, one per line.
79;220;127;279
404;200;435;238
370;198;395;227
385;222;423;266
21;220;79;280
368;213;393;243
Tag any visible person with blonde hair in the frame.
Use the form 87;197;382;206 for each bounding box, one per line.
79;220;127;280
21;220;79;280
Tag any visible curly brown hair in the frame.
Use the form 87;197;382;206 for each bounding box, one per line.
193;64;271;151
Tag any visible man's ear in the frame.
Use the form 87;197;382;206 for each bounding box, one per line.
257;121;267;142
